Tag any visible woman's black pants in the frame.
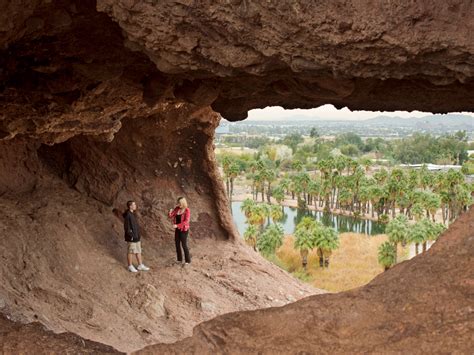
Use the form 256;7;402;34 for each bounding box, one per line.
175;229;191;263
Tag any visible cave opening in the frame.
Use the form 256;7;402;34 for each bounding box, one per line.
215;105;473;293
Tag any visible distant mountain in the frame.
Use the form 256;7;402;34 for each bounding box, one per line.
227;114;473;129
364;114;473;127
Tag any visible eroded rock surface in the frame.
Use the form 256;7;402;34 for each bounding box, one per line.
0;314;122;354
0;0;473;353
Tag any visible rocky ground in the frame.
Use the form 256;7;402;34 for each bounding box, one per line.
0;174;318;353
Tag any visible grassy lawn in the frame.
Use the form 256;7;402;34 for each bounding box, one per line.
275;233;409;292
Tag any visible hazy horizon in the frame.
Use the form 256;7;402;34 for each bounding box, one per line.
245;105;474;121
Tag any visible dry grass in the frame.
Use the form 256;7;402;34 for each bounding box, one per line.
276;233;408;292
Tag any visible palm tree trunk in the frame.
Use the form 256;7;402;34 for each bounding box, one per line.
393;243;398;264
422;241;427;252
415;243;419;255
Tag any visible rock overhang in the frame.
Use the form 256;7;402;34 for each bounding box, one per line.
0;0;473;143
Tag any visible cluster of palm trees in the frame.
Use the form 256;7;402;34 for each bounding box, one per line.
233;155;473;225
241;199;340;270
241;199;284;256
294;217;339;270
378;215;445;271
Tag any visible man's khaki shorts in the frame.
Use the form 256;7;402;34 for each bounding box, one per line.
128;241;142;254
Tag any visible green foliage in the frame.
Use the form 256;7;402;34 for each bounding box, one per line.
314;226;339;252
378;214;389;224
419;218;446;241
386;215;409;246
247;203;270;226
272;185;285;204
257;224;284;256
335;132;364;150
240;198;255;218
378;242;397;270
270;204;284;223
408;221;427;245
243;225;259;250
281;134;304;153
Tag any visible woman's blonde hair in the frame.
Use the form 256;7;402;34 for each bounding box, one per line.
178;197;188;208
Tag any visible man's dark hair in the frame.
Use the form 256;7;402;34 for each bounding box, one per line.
127;200;135;209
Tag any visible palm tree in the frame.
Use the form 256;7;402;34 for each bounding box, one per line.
257;224;284;257
422;192;441;222
314;226;339;268
411;203;424;221
247;203;269;231
260;166;277;203
243;225;259;251
240;198;255;219
293;217;318;270
386;215;409;263
227;161;240;200
419;218;446;251
297;172;311;203
308;179;321;207
368;185;384;218
378;241;396;271
270;204;284;223
221;155;232;198
271;185;285;211
294;228;315;271
292;160;303;172
359;157;373;173
409;221;427;255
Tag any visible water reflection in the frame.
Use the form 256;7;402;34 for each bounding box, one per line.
232;201;386;236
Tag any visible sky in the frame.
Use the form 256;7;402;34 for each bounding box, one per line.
246;104;474;121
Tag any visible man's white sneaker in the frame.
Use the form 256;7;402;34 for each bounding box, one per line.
128;265;138;273
137;264;150;271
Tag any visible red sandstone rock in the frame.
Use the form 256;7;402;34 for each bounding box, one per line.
0;314;121;354
0;1;473;353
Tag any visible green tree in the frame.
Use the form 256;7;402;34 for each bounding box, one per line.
378;242;397;271
272;185;285;211
386;215;409;263
257;224;284;257
293;217;318;271
240;198;255;219
282;134;304;153
409;221;427;255
269;204;284;223
310;128;320;138
314;226;339;268
244;225;259;251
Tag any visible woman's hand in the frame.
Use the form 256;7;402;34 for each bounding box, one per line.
173;224;177;228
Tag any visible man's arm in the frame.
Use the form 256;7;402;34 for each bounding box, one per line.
124;214;135;240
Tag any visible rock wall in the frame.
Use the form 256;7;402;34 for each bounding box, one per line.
0;0;473;353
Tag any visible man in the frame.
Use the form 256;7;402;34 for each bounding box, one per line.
123;200;150;272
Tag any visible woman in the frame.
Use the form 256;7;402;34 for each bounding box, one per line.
168;197;191;265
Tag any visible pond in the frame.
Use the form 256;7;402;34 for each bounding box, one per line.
231;201;386;236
